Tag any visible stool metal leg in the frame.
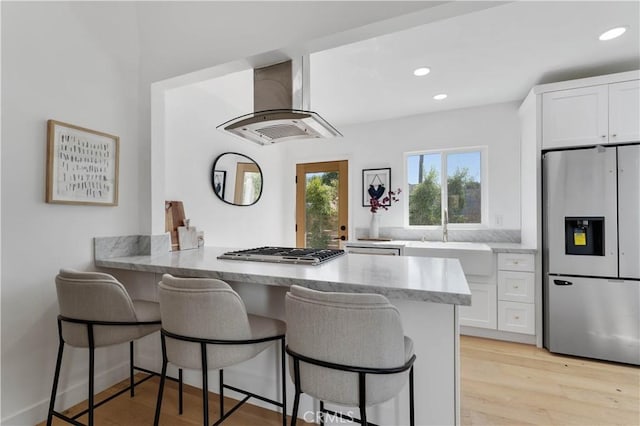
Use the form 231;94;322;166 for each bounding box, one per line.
130;341;135;397
178;368;183;415
358;372;367;426
219;369;224;418
87;325;95;426
290;358;301;426
319;401;325;426
201;343;209;426
46;320;65;426
409;366;415;426
154;333;168;426
281;338;287;426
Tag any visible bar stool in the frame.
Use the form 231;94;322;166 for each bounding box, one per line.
47;269;165;426
154;274;287;426
285;285;416;426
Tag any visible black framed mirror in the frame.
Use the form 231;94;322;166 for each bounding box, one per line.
211;152;263;206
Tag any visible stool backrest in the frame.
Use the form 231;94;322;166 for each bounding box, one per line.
285;285;407;405
158;274;253;369
55;269;138;347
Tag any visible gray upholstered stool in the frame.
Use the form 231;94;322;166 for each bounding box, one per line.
154;274;287;426
47;269;166;426
285;285;416;426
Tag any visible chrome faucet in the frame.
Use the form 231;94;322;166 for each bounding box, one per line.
442;208;449;242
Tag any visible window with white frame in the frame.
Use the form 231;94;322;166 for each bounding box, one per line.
406;148;485;226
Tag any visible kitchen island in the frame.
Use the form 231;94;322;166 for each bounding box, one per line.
96;244;470;425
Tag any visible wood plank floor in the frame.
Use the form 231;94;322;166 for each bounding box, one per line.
460;336;639;426
39;336;639;425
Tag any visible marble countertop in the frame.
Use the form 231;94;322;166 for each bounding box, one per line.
96;246;471;306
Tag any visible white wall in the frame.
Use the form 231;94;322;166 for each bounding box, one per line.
282;101;522;245
163;88;521;248
164;80;288;248
1;3;141;424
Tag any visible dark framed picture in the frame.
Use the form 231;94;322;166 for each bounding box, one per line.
362;167;391;207
46;119;119;206
212;170;226;199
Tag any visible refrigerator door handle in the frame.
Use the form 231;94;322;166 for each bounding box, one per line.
553;279;573;286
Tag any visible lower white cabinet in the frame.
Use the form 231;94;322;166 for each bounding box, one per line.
459;282;497;329
498;270;534;303
498;301;535;334
497;253;535;335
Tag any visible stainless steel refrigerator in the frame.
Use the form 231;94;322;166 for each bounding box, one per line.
543;144;640;365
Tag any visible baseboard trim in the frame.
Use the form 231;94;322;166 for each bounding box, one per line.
461;326;537;345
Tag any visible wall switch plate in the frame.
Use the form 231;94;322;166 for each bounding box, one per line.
495;214;503;226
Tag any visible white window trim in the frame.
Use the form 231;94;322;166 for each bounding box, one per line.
403;146;489;229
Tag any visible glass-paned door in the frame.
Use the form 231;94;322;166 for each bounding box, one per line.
296;160;348;249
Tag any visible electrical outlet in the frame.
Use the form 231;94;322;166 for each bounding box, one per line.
495;214;503;227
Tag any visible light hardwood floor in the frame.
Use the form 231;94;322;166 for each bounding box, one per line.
39;336;639;425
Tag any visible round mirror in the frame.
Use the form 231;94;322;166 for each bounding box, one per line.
211;152;263;206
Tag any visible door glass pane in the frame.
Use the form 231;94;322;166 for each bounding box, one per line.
241;171;261;204
408;153;441;225
305;171;339;249
447;151;481;223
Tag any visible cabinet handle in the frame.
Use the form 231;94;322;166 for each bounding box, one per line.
611;134;617;137
515;316;520;320
601;135;607;138
513;285;519;289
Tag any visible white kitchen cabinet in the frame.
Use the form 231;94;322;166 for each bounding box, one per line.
498;270;534;303
542;79;640;149
542;85;608;149
609;80;640;144
497;253;535;334
459;282;497;329
498;301;535;334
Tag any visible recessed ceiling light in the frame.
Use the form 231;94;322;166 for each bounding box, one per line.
599;27;627;41
433;94;447;100
413;67;431;77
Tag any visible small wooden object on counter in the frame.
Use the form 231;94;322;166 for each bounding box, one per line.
165;201;186;251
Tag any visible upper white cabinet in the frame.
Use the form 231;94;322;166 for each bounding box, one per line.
542;79;640;149
609;80;640;144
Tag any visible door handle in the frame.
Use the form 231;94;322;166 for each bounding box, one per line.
332;236;346;241
553;279;573;286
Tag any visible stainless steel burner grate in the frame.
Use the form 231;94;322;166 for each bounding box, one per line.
217;246;345;265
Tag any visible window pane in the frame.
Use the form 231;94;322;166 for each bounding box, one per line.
446;151;481;223
408;153;442;225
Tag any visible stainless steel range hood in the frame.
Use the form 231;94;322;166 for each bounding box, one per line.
217;59;342;145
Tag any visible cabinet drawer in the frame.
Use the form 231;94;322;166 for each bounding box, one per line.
498;253;535;272
498;301;535;334
498;271;534;303
459;283;497;330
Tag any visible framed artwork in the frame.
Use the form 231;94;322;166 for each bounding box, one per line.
46;120;119;206
362;167;391;207
212;169;227;199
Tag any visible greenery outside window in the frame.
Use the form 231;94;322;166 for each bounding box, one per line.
406;148;486;227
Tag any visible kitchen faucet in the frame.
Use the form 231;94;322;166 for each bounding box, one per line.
442;208;449;242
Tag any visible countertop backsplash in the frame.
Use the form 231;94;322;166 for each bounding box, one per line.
354;227;521;243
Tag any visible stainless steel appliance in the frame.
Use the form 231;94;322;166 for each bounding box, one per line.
543;144;640;365
218;247;345;265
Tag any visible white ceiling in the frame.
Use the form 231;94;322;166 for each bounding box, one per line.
309;1;640;126
188;1;639;128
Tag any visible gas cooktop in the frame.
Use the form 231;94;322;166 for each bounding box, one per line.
217;246;345;265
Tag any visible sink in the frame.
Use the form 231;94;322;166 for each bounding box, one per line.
403;241;493;276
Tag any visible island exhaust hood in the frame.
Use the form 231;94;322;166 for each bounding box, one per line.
217;59;342;145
